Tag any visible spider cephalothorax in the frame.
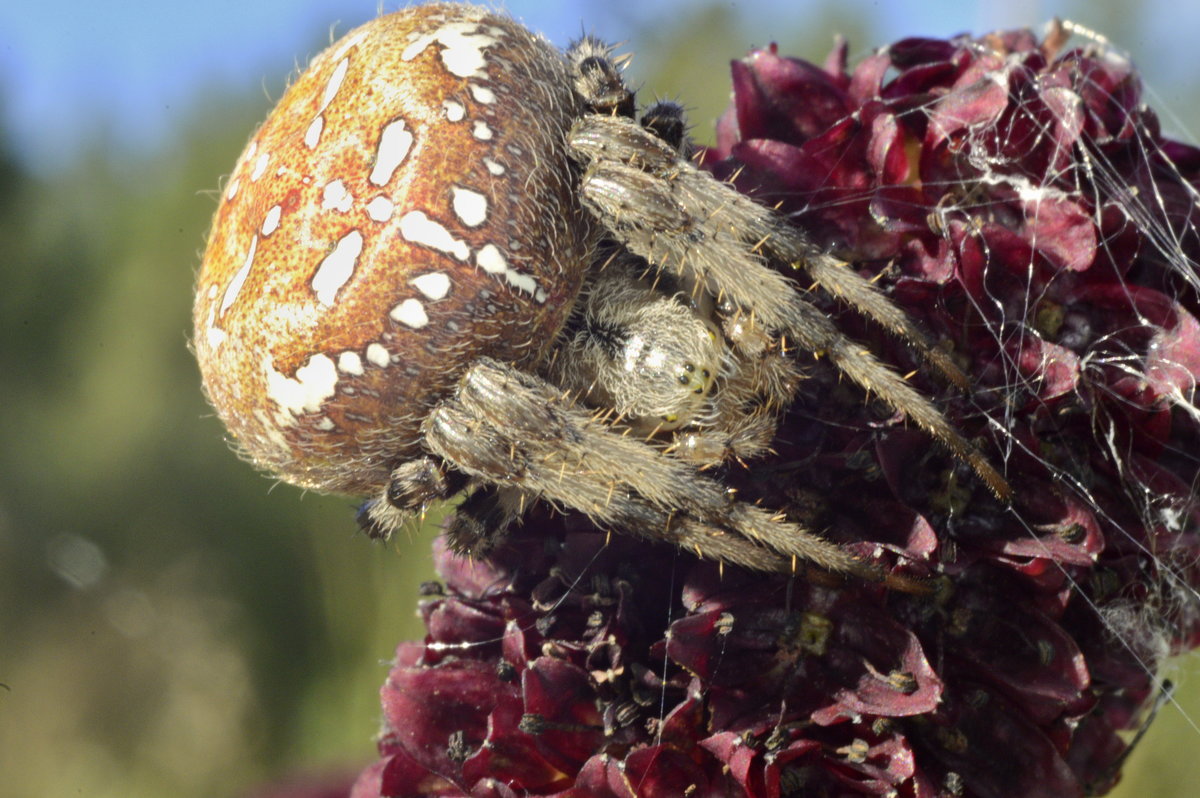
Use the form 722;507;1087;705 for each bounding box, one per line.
193;3;1007;581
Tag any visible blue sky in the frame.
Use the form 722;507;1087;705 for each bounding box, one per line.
1;0;1196;173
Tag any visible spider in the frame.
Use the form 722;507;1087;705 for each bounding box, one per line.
192;3;1008;584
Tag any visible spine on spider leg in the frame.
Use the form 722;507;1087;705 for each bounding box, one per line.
772;236;971;391
426;359;932;583
425;362;784;572
675;164;972;390
569;114;1007;497
664;227;1012;500
711;503;934;593
821;335;1011;502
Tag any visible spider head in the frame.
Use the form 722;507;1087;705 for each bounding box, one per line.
558;269;724;433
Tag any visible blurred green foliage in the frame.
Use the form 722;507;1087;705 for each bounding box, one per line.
0;73;442;795
1;4;1199;797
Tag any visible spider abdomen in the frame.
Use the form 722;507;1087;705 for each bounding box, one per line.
193;4;595;495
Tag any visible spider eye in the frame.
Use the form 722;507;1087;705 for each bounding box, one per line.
678;374;690;385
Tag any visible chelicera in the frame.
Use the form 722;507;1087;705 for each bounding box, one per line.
193;3;1007;580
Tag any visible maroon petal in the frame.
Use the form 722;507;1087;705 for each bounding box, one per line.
380;659;520;783
809;616;943;724
564;755;638;798
521;657;606;769
732;46;852;144
914;681;1084;798
1022;195;1097;272
1146;305;1200;397
377;750;460;798
946;591;1091;724
925;60;1011;151
349;759;387;798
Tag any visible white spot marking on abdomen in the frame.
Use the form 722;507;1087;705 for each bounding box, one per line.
221;234;258;315
265;353;338;418
338;351;364;376
322;179;353;212
400;21;502;79
399;211;469;261
366;342;391;367
261;205;282;236
390;298;429;329
370;118;414;186
311;229;364;306
366;196;395;222
411;272;451;300
451;186;488;227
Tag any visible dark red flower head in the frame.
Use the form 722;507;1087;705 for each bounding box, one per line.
353;23;1200;798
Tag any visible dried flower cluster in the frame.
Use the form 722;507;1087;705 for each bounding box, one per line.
346;23;1200;798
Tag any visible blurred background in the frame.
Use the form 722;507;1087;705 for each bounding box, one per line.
3;0;1200;795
